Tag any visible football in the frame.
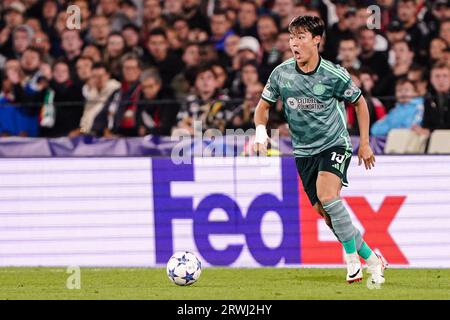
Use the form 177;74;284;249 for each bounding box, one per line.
166;251;202;286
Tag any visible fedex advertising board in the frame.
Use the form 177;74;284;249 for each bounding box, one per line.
0;156;449;267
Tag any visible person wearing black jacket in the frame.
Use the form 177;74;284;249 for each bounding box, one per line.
412;62;450;136
144;28;184;91
137;69;179;136
91;53;142;137
9;47;47;137
39;60;84;137
421;62;450;131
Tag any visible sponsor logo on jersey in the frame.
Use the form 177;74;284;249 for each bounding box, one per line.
287;97;325;111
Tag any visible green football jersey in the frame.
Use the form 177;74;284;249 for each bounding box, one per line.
261;56;361;157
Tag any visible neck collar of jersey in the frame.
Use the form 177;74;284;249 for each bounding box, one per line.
295;56;322;75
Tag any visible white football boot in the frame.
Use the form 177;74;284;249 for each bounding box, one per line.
367;253;388;285
346;253;363;284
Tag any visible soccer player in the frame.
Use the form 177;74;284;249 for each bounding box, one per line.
253;15;387;284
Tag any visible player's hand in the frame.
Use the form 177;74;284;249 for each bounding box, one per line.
253;125;269;156
254;140;268;156
358;143;375;170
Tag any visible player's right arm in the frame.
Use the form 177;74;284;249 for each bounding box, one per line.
253;99;271;155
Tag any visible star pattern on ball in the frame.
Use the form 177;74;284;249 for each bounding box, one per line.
182;271;195;283
196;259;202;270
168;268;177;280
177;254;188;267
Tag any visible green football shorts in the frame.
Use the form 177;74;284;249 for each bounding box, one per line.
295;146;352;206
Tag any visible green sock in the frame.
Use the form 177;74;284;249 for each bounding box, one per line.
342;237;357;254
357;241;373;260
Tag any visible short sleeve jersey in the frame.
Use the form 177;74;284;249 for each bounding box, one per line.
261;57;361;157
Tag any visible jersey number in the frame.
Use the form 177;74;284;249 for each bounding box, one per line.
331;152;345;164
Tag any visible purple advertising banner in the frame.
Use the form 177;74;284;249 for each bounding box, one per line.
0;136;386;157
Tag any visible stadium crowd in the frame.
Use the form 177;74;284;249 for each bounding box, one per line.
0;0;448;141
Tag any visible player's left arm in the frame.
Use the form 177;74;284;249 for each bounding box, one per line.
353;96;376;170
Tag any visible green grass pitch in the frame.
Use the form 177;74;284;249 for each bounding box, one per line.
0;268;449;300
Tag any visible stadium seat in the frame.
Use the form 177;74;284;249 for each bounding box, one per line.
384;129;428;154
427;130;450;154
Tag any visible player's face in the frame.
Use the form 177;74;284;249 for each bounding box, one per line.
289;30;319;64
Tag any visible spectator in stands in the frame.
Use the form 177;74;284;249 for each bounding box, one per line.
138;69;179;136
0;62;19;136
273;0;296;30
31;30;52;65
145;28;183;91
173;18;191;48
81;44;102;63
72;0;91;34
122;24;145;59
396;0;430;62
210;9;234;52
163;0;183;22
358;27;391;84
228;82;263;131
232;36;260;74
165;26;184;55
25;17;42;33
275;29;291;59
413;62;450;136
376;40;416;109
105;32;127;80
407;65;429;97
323;0;353;62
142;0;165;39
9;47;47;137
231;59;260;98
40;0;60;57
77;63;120;136
429;37;448;67
75;56;93;85
235;0;259;38
98;0;132;32
171;42;201;99
337;35;361;70
211;62;230;96
39;60;84;137
60;29;83;78
175;63;230;135
88;15;110;50
182;0;210;32
220;34;240;71
346;68;386;136
371;78;424;136
257;14;281;82
386;20;407;44
0;2;26;59
92;53;142;137
10;24;34;59
439;19;450;46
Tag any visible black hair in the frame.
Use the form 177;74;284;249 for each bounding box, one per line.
92;62;109;72
288;15;325;38
339;34;359;46
195;63;216;80
148;28;167;40
393;39;413;52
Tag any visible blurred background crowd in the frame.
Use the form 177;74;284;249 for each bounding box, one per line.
0;0;448;140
